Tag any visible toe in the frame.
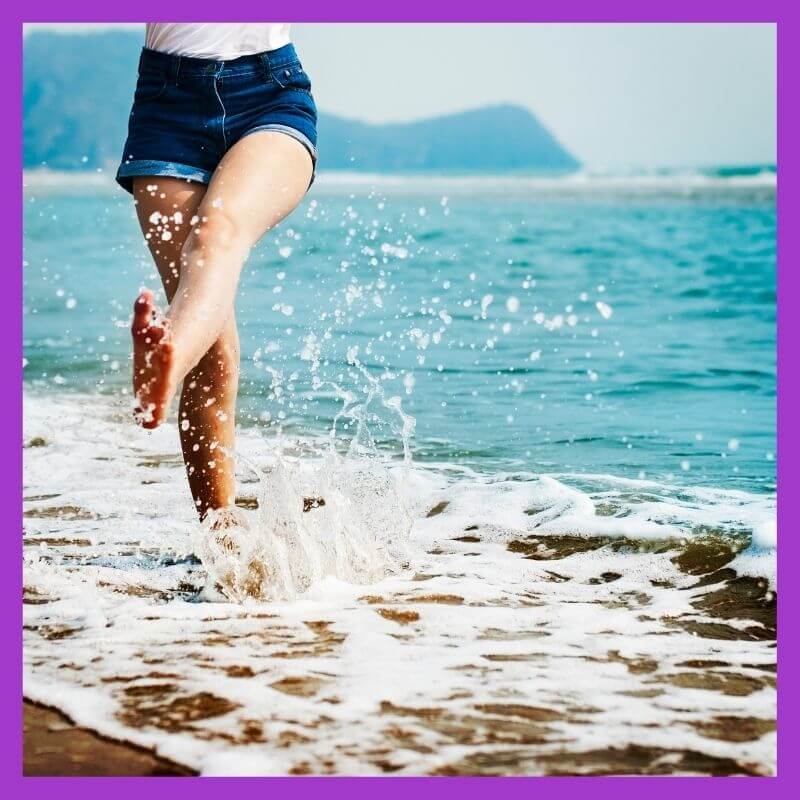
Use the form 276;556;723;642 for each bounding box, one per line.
132;289;154;335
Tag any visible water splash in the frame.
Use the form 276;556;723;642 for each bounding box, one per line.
193;448;412;603
194;338;416;602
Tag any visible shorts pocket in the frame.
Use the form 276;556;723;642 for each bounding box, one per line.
272;61;312;93
134;69;167;104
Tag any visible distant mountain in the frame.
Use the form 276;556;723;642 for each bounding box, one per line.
23;31;579;174
317;105;578;172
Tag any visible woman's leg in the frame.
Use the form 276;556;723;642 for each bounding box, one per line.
132;177;239;517
132;131;313;431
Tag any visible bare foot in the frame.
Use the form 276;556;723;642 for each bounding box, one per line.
200;507;267;602
131;289;175;429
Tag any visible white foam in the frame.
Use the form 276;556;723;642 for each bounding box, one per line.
23;167;777;198
753;517;777;549
730;517;777;588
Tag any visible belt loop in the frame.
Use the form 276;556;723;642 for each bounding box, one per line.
259;52;271;83
173;55;182;87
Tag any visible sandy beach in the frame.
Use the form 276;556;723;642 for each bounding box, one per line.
23;393;776;776
24;701;195;776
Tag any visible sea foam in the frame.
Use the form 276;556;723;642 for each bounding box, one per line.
23;392;776;775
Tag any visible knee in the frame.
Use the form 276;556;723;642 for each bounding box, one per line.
185;210;239;254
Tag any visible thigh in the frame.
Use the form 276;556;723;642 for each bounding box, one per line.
133;177;207;301
198;130;313;248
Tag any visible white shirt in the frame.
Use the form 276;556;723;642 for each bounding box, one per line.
145;23;291;60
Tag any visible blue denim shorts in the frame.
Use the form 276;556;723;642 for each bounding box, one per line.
116;43;317;194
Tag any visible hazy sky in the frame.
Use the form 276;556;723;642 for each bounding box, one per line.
26;23;776;168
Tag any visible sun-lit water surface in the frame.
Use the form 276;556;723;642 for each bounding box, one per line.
24;174;775;491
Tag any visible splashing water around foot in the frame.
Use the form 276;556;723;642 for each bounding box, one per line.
194;453;413;602
193;373;415;603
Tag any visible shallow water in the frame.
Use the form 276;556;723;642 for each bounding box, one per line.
24;172;775;489
23;173;776;774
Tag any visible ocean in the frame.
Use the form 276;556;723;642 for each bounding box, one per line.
23;169;777;775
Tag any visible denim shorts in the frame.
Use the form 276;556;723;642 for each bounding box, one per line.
116;43;317;194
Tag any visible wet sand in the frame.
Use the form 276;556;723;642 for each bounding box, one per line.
24;700;195;776
23;395;777;776
23;517;777;775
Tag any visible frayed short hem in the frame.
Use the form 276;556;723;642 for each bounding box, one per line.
115;160;214;194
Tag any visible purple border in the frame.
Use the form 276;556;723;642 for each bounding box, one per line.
6;1;793;794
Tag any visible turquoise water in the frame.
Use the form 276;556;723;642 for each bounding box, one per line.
23;175;775;493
